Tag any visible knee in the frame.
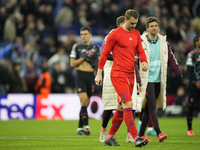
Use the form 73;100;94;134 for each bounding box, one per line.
122;101;133;109
188;98;197;107
148;103;156;111
80;98;90;106
117;103;123;111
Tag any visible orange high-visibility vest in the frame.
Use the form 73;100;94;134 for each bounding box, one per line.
34;72;51;94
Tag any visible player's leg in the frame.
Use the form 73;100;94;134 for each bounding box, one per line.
126;110;135;143
147;121;157;136
99;109;113;142
104;103;123;146
141;82;167;142
186;83;200;136
137;109;143;133
83;71;96;135
121;76;149;147
75;71;88;135
76;71;93;135
78;92;90;135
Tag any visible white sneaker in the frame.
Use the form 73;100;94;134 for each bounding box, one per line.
126;135;134;143
99;131;107;142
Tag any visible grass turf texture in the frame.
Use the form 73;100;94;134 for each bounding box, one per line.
0;117;199;150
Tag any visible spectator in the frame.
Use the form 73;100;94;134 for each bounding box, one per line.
23;21;36;44
43;5;54;28
38;36;55;65
21;59;41;93
15;14;26;37
3;14;16;44
0;7;8;41
55;3;74;26
35;18;51;45
24;40;39;65
74;10;88;26
50;61;68;93
48;47;69;71
8;62;24;93
0;59;9;95
87;2;104;26
174;86;187;116
34;59;51;94
12;36;24;63
62;33;76;55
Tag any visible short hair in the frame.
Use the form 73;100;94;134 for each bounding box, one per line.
125;9;139;20
193;34;200;48
80;26;92;34
146;17;159;28
116;16;125;27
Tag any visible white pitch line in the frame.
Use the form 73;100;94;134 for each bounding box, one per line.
0;136;200;144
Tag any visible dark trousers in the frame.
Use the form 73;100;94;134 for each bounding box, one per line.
139;82;161;137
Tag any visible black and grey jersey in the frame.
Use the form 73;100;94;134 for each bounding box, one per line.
70;42;100;68
186;49;200;82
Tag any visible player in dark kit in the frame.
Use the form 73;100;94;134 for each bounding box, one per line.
186;34;200;136
70;26;100;135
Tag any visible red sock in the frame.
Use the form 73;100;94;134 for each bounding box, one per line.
124;108;138;139
106;109;123;139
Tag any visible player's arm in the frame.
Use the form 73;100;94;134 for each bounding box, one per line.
136;33;148;71
70;58;85;68
136;34;147;63
70;43;86;68
98;31;117;69
95;68;103;86
186;50;197;82
135;57;142;93
101;34;113;61
167;43;182;76
95;31;117;86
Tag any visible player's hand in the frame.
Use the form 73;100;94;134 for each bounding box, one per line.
141;62;149;71
196;81;200;89
80;51;90;61
134;55;138;61
137;83;142;94
95;75;102;86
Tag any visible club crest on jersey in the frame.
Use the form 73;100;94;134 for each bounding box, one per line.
121;93;127;99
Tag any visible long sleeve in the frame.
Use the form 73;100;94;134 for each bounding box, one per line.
167;43;182;76
101;32;114;61
98;31;117;69
186;50;197;82
136;32;148;63
135;59;141;84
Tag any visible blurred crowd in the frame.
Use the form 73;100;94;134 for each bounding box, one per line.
0;0;200;109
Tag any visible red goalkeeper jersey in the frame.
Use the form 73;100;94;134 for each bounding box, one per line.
98;26;147;76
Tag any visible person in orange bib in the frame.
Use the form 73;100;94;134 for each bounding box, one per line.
34;60;51;94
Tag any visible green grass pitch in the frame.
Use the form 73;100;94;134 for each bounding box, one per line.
0;117;200;150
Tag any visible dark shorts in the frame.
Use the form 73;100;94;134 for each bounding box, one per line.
75;70;95;97
188;83;200;106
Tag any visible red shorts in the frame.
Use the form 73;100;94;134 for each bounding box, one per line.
111;76;134;103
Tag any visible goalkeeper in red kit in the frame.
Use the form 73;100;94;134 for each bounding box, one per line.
95;9;149;147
